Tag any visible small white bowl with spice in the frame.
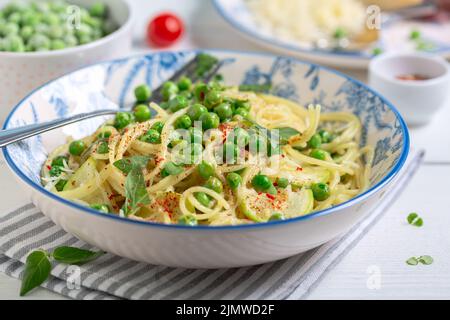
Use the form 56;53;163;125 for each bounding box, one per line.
369;52;450;126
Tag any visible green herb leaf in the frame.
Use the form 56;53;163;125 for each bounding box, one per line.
407;212;423;227
123;166;151;216
113;156;150;174
275;127;301;145
20;250;52;296
418;255;434;265
52;246;104;265
406;257;419;266
114;158;133;174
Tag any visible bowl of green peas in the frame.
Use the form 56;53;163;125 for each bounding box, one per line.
0;0;134;123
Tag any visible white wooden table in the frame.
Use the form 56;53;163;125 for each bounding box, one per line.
1;0;449;300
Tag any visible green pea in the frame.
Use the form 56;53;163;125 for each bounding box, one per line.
410;29;421;40
195;192;211;207
204;176;223;193
234;100;251;111
27;34;50;51
69;140;86;156
189;127;202;143
318;130;332;143
20;25;34;40
276;177;289;189
133;84;152;102
307;133;322;149
48;25;64;39
3;35;24;52
233;107;249;118
233;127;250;146
174;115;192;129
268;212;285;221
51;156;68;168
178;214;198;226
311;183;330;201
187;103;208;121
162;162;183;177
197;161;215;179
49;166;62;177
97;141;109;154
97;129;111;139
43;13;59;26
214;102;233;121
140;129;160;144
223;142;239;163
194;83;208;102
55;179;67;192
226;172;242;189
78;34;92;45
162;81;179;101
90;1;107;17
252;174;272;191
34;23;49;35
179;90;193;100
75;23;92;38
177;76;192;91
199;112;220;130
168;95;188;112
2;22;19;35
205;90;222;109
90;204;110;213
372;47;383;56
310;149;328;161
21;11;41;26
64;34;78;47
266;184;278;195
114;112;132;129
133;104;151;122
333;27;347;39
51;39;66;50
151;121;164;133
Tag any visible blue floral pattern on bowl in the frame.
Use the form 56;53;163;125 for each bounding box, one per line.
3;50;409;205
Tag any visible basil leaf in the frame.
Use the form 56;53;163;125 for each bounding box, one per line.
114;158;133;174
406;257;419;266
407;212;418;224
20;250;51;296
114;156;150;174
123;166;151;216
275;127;300;145
407;212;423;227
418;255;434;265
52;246;104;265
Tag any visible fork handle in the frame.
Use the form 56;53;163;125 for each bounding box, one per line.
0;109;117;148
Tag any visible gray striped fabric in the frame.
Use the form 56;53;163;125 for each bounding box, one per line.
0;150;424;300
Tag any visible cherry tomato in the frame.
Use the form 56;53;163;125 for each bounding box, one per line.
147;13;184;47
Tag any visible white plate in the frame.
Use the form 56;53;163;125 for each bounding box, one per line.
213;0;450;69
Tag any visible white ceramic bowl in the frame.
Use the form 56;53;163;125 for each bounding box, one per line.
0;0;134;124
369;53;450;126
3;50;409;268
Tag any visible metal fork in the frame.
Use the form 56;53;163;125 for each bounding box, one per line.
0;54;223;148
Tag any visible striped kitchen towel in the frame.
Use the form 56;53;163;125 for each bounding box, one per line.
0;150;424;300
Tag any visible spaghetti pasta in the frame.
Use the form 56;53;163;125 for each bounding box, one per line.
41;80;372;226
